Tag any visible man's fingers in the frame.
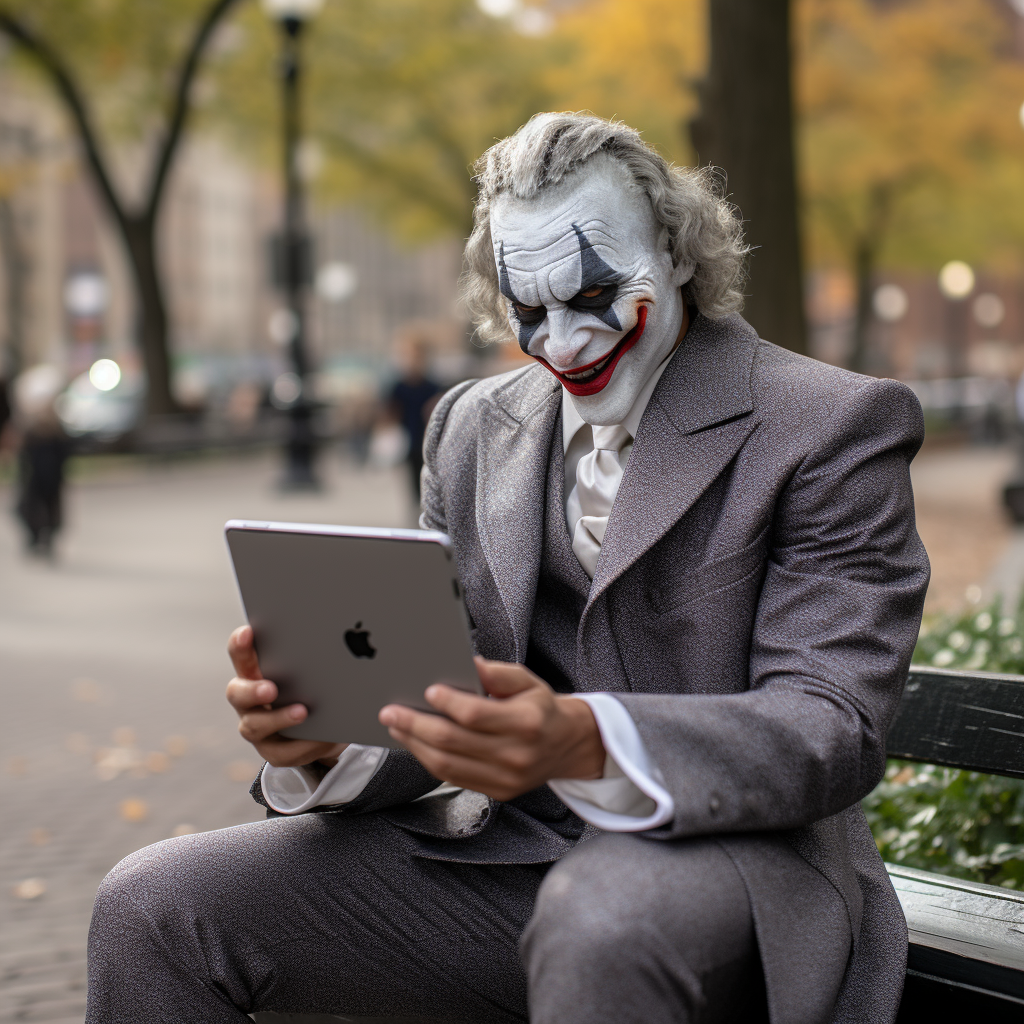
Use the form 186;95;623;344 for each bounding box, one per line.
474;658;548;699
228;625;262;680
388;728;521;799
258;737;342;769
226;677;278;712
380;704;503;758
423;684;543;736
237;703;307;744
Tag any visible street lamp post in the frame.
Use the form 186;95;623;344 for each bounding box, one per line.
264;0;322;489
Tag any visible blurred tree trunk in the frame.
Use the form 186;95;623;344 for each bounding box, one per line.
0;195;27;378
0;0;242;419
690;0;807;354
848;183;893;376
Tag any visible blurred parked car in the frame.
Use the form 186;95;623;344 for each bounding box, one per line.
55;361;144;441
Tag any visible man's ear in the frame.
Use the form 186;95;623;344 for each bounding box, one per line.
671;259;695;287
658;226;694;286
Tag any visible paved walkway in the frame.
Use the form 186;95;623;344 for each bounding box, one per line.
0;451;412;1024
910;443;1016;613
0;440;1020;1022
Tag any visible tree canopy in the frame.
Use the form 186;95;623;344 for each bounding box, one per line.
798;0;1024;276
213;0;557;240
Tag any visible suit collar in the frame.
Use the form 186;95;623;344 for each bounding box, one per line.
654;311;757;435
584;313;760;608
476;364;561;662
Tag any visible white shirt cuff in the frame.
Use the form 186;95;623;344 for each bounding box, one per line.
549;693;674;832
260;744;388;815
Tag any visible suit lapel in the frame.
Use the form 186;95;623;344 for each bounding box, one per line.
475;365;561;662
586;313;760;609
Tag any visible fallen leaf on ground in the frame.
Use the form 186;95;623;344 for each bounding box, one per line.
7;756;27;777
30;828;51;846
13;878;46;900
164;735;189;757
171;823;197;837
72;679;102;703
95;747;143;781
119;799;148;823
145;751;170;773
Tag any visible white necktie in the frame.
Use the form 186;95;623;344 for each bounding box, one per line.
568;423;632;578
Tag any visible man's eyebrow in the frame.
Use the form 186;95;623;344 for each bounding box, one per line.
497;241;525;304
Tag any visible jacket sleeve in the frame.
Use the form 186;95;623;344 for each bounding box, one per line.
250;749;441;817
419;378;477;532
249;378;480;819
615;377;930;840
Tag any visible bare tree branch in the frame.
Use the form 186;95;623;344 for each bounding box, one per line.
0;9;129;237
329;132;471;233
145;0;245;223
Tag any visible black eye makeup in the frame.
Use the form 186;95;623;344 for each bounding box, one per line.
512;301;547;326
567;281;619;317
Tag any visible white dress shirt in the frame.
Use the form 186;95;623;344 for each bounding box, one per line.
262;355;677;832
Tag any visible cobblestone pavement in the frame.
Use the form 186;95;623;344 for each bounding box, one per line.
0;440;1015;1022
0;451;412;1024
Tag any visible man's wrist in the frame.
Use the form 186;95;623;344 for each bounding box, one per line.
556;697;605;780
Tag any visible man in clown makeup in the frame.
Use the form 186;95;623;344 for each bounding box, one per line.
88;114;929;1024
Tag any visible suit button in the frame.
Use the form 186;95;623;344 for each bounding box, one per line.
709;796;720;814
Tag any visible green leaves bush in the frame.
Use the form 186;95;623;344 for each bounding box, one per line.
863;599;1024;887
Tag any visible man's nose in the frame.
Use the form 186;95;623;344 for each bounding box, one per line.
538;308;595;369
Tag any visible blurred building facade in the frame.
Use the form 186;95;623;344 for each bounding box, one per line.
0;66;469;407
809;270;1024;384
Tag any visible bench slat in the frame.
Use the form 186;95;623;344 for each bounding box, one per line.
887;668;1024;777
888;862;1024;995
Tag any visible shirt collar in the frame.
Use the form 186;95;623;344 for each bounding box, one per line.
561;345;677;455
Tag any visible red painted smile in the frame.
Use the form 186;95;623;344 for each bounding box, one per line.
534;305;648;397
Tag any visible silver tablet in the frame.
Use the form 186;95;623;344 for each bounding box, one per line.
225;520;481;748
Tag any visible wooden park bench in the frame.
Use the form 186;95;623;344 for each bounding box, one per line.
253;664;1024;1024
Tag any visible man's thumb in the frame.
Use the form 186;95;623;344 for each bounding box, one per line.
475;657;544;699
229;625;262;680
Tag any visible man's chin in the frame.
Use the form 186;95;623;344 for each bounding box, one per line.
568;386;636;428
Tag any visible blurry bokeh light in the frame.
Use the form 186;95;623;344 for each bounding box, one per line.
938;261;975;300
476;0;554;34
268;308;299;345
973;293;1005;329
262;0;323;19
515;7;554;35
316;261;357;302
477;0;518;15
873;284;908;323
271;372;303;408
89;359;122;392
64;272;108;318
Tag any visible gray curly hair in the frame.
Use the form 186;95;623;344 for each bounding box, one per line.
461;112;748;344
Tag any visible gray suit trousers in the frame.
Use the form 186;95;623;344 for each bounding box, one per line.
87;812;765;1023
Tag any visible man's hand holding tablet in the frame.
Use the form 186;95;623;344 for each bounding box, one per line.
226;625;347;770
226;622;605;798
378;661;604;801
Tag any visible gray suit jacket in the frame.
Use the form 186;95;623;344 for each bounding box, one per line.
254;311;929;1024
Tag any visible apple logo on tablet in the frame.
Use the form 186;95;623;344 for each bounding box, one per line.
344;622;376;659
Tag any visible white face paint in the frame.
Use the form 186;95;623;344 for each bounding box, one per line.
490;153;692;426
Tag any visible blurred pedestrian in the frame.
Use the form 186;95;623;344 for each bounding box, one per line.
387;330;440;503
12;365;69;557
0;374;10;437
